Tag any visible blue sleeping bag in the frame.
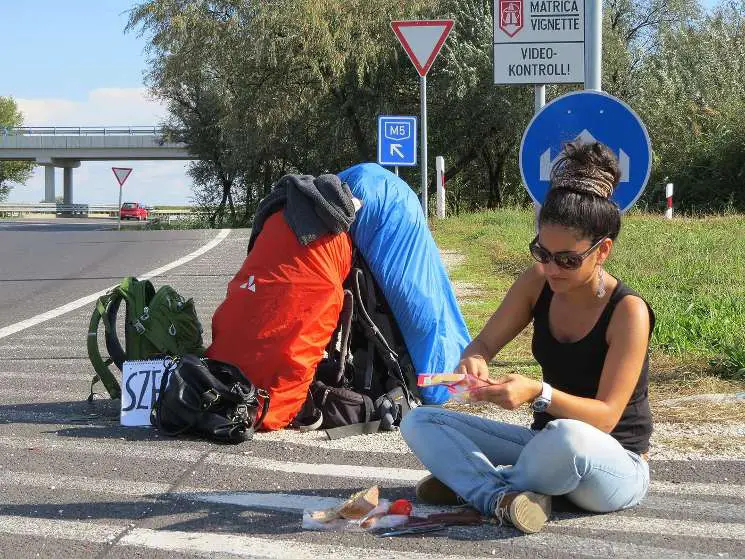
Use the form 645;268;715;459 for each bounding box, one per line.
337;163;471;404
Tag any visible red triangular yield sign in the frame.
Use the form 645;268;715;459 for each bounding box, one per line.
112;167;133;187
391;20;454;77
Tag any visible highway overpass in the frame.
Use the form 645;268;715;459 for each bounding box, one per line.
0;126;195;204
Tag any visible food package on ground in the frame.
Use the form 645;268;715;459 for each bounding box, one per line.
303;486;384;531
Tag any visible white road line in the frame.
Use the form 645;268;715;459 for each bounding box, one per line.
0;371;84;381
649;480;745;500
0;471;171;497
639;494;745;522
181;491;343;513
0;436;205;462
1;434;744;501
0;228;231;340
0;516;479;559
2;469;743;525
0;472;743;556
206;453;428;482
0;389;85;401
0;515;119;542
121;527;477;559
0;515;733;559
525;532;725;559
556;514;745;540
0;345;80;351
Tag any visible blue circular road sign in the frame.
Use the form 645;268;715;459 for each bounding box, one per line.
520;91;652;213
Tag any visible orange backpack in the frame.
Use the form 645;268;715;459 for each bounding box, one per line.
206;211;352;430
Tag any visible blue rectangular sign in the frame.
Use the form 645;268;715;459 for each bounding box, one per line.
378;115;417;167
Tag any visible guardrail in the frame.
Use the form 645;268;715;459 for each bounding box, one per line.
1;126;165;136
0;203;193;219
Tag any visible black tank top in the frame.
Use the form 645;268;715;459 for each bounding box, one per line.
531;279;655;454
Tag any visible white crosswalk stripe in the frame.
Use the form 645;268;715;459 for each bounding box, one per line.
0;517;479;558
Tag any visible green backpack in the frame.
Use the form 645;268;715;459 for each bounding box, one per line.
87;277;205;400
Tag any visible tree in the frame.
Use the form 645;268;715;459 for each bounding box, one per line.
128;0;432;226
0;97;34;202
634;1;745;211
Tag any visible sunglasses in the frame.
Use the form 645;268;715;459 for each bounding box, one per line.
529;235;607;270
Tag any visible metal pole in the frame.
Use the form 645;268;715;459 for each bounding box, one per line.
534;85;545;113
420;74;428;222
394;166;399;177
118;186;122;231
585;0;602;91
534;85;546;232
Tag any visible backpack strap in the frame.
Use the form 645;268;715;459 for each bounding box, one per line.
361;269;376;391
350;265;414;402
335;289;354;385
87;276;149;401
86;289;124;400
104;295;127;370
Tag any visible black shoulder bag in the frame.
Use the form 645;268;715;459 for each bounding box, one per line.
151;354;269;444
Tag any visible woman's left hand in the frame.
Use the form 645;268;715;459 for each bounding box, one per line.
471;374;542;410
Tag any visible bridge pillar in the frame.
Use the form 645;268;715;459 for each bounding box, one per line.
63;167;73;205
44;166;56;203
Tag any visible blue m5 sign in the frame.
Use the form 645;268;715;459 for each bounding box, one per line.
378;116;417;167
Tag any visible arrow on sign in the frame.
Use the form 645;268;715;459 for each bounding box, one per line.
112;167;133;187
391;144;405;158
391;20;454;77
539;130;630;183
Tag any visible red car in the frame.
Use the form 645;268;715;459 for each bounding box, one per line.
120;202;149;221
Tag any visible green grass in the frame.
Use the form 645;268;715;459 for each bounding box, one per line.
431;209;745;383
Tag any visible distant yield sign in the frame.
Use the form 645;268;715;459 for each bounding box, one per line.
112;167;133;187
391;20;454;77
520;91;652;213
378;116;417;167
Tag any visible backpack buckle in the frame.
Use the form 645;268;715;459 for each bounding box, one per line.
133;321;146;334
201;388;221;409
168;324;177;336
140;307;150;322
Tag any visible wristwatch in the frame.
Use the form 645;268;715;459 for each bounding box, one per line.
530;382;553;413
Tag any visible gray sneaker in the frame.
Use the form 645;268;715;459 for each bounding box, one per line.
495;491;551;534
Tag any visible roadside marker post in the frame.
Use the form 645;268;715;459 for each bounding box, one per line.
391;19;453;223
112;167;133;231
435;156;446;219
665;183;674;219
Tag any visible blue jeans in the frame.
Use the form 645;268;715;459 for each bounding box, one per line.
400;406;650;516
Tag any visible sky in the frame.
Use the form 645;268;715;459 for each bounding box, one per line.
0;0;723;206
2;1;191;205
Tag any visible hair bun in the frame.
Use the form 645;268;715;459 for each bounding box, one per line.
550;141;621;199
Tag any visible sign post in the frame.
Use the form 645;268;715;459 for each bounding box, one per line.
519;91;652;213
585;0;603;91
112;167;133;231
391;20;453;222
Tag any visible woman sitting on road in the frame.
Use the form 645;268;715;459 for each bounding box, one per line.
401;141;655;535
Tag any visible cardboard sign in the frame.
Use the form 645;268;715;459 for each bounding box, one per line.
121;359;167;427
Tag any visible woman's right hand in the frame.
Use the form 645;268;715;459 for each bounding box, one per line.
455;355;491;382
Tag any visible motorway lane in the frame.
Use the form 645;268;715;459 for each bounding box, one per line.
0;228;743;558
0;221;221;329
